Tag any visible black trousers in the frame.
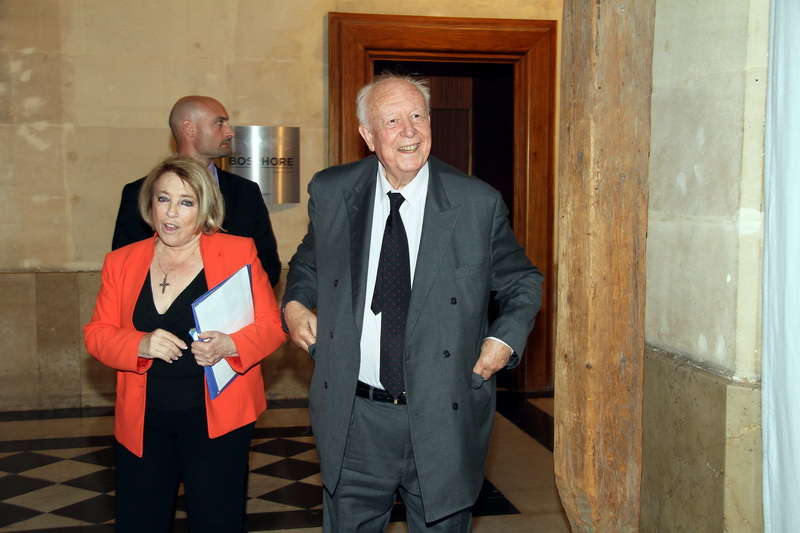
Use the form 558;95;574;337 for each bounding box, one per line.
115;404;254;533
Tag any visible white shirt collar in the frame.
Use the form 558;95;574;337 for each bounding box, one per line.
376;162;429;208
207;161;220;186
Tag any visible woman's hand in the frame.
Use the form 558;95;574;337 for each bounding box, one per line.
191;331;238;367
138;329;187;363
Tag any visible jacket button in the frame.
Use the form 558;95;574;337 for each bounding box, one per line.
329;331;334;338
452;402;459;410
324;381;328;389
333;279;339;287
450;297;458;305
442;350;451;358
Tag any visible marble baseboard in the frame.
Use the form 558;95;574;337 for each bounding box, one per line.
0;271;313;412
641;347;762;532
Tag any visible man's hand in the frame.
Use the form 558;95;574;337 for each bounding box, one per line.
284;300;317;353
472;338;513;380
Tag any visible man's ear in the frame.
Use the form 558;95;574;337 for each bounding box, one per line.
182;119;196;138
358;124;375;152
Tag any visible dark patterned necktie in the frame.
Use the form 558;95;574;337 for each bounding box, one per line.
371;192;410;398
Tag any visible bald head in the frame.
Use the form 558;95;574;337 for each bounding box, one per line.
169;96;234;164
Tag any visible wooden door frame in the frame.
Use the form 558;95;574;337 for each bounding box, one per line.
327;12;557;391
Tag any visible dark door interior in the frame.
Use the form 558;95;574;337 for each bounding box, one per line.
373;61;515;217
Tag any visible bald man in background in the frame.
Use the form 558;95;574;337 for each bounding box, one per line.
112;95;281;287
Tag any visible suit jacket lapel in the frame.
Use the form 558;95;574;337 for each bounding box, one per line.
344;158;378;336
406;161;459;340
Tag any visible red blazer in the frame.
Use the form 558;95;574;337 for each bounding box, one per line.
84;232;285;457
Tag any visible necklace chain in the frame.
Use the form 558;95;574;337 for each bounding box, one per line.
155;239;199;294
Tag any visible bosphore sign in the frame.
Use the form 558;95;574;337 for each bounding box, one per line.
225;126;300;204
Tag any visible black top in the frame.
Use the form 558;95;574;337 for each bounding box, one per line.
133;270;208;410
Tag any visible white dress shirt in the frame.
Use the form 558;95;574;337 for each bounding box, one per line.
358;163;429;389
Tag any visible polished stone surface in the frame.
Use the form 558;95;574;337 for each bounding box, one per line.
641;348;762;532
0;394;568;532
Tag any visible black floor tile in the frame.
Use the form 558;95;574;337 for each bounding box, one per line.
250;437;316;458
72;446;115;467
496;390;554;452
27;526;115;533
247;508;324;530
0;435;115;454
257;481;323;509
62;468;115;493
0;473;53;499
473;480;520;516
472;495;519;517
252;457;320;481
51;494;116;524
252;425;313;440
0;500;41;528
0;451;62;474
0;406;114;422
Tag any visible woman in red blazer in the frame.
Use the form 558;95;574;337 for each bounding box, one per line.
84;156;285;533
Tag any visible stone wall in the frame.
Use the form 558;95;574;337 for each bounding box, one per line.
642;1;767;528
642;348;762;532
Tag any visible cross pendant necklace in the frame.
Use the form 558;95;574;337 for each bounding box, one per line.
154;239;199;294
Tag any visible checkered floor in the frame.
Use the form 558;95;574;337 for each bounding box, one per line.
0;411;524;532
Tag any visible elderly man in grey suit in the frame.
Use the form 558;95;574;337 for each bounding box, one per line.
283;73;543;532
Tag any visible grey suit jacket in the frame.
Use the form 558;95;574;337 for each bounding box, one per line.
283;155;543;522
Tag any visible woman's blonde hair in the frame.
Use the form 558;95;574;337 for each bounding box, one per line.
138;156;225;235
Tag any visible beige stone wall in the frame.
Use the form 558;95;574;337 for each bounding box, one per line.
644;1;766;529
642;348;762;532
646;0;767;381
0;0;563;272
0;272;106;411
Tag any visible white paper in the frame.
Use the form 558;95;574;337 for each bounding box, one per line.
191;264;254;399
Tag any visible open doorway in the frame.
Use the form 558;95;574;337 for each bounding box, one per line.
329;13;556;392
